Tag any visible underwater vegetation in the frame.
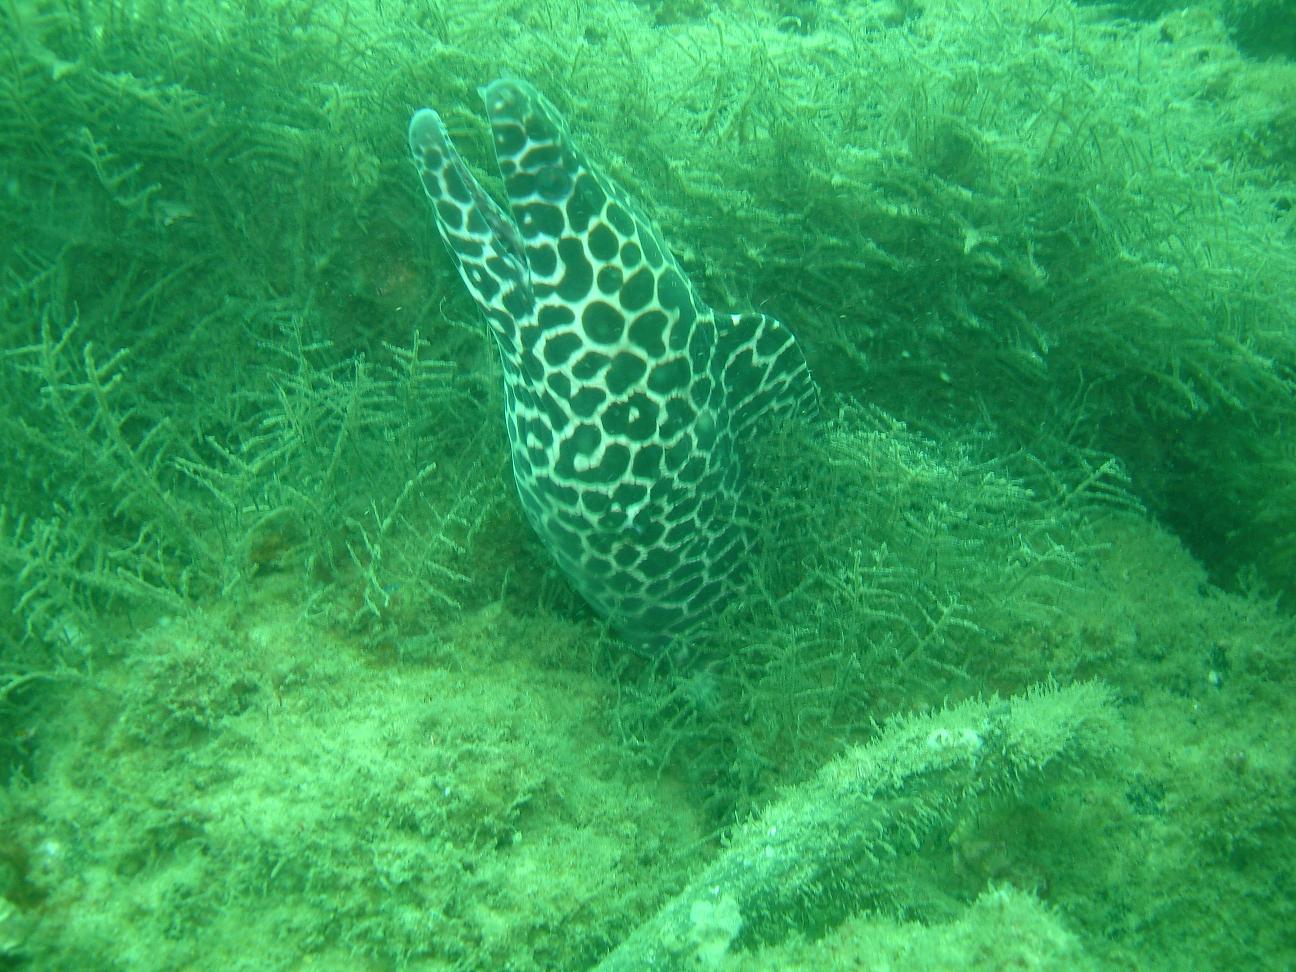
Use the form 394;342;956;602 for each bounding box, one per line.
0;0;1293;969
1081;0;1296;60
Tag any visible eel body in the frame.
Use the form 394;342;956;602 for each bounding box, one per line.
409;79;815;643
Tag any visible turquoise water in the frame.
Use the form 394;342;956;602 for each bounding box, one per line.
1;0;1292;968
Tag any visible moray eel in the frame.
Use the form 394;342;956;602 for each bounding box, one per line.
409;78;816;644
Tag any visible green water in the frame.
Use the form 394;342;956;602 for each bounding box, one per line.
1;0;1292;969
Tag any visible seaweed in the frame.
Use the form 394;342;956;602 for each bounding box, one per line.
546;0;1296;601
0;0;1292;969
611;404;1130;820
597;681;1118;970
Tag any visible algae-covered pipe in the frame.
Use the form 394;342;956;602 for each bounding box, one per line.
595;681;1114;971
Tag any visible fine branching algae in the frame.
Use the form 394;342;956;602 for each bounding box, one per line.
0;0;1292;970
597;682;1118;971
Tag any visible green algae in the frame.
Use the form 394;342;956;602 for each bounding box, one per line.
597;681;1119;971
1;0;1293;969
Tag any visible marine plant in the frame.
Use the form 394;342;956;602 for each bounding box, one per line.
0;0;1292;969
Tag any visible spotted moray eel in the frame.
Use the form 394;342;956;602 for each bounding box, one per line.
409;78;816;645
